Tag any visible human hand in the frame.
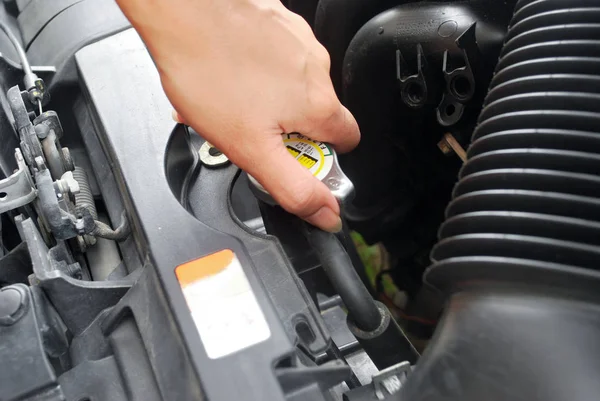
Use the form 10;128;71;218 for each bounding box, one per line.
116;0;360;232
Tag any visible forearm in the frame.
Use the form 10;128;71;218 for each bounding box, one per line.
115;0;206;60
117;0;279;53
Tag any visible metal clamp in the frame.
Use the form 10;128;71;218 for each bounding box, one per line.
372;361;411;400
0;149;37;214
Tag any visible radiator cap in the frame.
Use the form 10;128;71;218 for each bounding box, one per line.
248;133;354;206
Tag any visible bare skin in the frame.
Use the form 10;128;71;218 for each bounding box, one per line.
115;0;360;232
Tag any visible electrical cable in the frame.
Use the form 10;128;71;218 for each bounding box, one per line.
0;21;33;77
0;20;44;105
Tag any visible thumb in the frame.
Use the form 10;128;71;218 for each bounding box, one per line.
242;138;342;233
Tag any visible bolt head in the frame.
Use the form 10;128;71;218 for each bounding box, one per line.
34;124;49;139
60;171;80;195
75;219;85;231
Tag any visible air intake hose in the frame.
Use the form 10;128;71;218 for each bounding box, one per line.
399;1;600;400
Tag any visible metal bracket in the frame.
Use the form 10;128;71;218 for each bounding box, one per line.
8;85;43;167
0;56;54;108
16;216;131;335
35;164;94;240
0;149;37;214
372;361;411;400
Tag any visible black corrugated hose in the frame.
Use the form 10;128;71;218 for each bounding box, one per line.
398;1;600;400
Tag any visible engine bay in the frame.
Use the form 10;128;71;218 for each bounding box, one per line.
2;1;600;400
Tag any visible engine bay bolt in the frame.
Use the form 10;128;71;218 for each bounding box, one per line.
34;123;49;139
75;219;85;232
0;286;27;326
59;171;80;195
199;141;230;167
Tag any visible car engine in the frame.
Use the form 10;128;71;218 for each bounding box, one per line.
1;0;599;400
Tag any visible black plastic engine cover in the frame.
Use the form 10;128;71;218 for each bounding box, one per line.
337;1;514;246
75;29;294;401
71;28;351;401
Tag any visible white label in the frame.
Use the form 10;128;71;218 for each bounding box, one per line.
175;250;271;359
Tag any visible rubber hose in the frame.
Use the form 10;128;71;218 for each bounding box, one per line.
399;1;600;400
314;0;399;96
336;220;377;298
337;1;513;243
305;227;382;332
433;0;600;272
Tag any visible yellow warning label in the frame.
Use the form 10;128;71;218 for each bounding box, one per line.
286;146;300;158
297;154;318;170
283;135;330;178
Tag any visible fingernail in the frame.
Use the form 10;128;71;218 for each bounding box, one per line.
306;207;343;233
171;110;182;123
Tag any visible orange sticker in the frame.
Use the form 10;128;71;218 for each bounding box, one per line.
174;249;270;359
175;249;234;287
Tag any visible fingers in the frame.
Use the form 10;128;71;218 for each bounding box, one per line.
240;137;342;233
289;86;360;154
321;104;360;154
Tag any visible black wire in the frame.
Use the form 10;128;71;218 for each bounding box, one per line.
0;21;32;76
